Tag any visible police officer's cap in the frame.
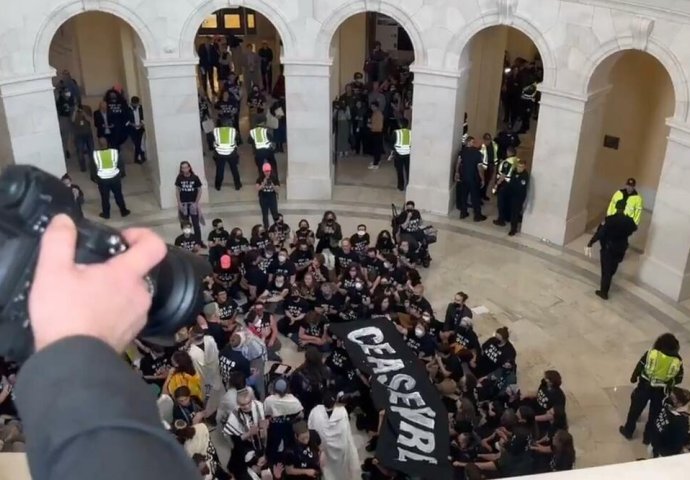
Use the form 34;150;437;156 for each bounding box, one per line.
626;177;636;187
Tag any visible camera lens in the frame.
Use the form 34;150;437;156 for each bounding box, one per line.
0;167;30;208
141;246;211;342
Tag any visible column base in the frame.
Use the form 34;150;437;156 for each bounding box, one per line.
522;209;588;246
639;254;690;302
286;174;333;201
405;183;453;215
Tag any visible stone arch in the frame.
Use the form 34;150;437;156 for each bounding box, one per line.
314;0;427;65
33;0;156;73
582;38;689;122
444;12;557;87
179;0;297;58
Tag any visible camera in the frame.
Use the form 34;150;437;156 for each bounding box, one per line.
0;165;211;362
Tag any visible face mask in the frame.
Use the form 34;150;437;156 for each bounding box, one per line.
278;255;287;262
216;225;224;231
275;281;284;288
414;327;425;338
355;282;363;291
183;228;193;235
357;230;366;236
327;218;334;224
300;225;308;231
277;219;283;224
383;262;392;270
265;252;273;259
422;314;431;323
64;92;71;98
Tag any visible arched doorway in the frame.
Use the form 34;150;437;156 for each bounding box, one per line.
330;12;414;203
570;50;675;253
193;7;287;200
48;11;154;210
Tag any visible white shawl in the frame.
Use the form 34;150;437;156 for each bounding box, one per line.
264;394;303;418
307;405;361;480
184;423;211;458
189;336;223;390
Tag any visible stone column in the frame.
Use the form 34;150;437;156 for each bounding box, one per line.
521;86;610;244
283;59;333;201
0;74;65;176
639;121;690;301
406;67;467;214
144;59;208;208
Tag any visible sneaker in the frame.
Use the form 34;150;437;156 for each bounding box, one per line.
367;163;380;170
98;212;110;219
121;209;131;218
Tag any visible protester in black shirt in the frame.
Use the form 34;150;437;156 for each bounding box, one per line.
172;386;205;425
250;224;271;252
268;248;297;283
292;219;315;249
315;211;343;254
522;370;566;423
256;164;279;230
208;218;230;247
650;387;690;458
444;292;473;333
350;224;370;259
214;287;239;324
291;240;314;279
285;421;321;480
213;254;241;294
298;311;330;351
315;283;344;324
279;286;310;340
269;213;291;248
476;327;517;378
375;230;396;256
174;222;199;253
61;174;85;218
227;227;249;257
219;342;251;389
242;250;269;302
139;344;171;391
334;239;359;277
175;161;205;247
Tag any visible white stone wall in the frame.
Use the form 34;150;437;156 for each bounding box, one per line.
4;0;690;300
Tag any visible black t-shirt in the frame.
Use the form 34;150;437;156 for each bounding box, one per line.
214;264;241;286
227;236;249;256
325;347;355;380
481;338;517;370
291;250;314;272
251;234;271;252
376;237;396;255
441;353;464;381
139;352;171;388
285;296;310;318
175;174;202;203
174;234;197;252
269;222;291;245
535;381;566;415
459;147;483;182
455;327;481;352
350;233;370;256
268;258;297;279
205;322;230;350
208;228;230;245
294;228;315;245
408;296;433;318
256;175;279;196
445;303;473;332
245;265;269;296
219;346;251;386
653;404;690;456
427;317;445;340
301;317;327;338
334;249;359;275
398;209;422;233
362;256;384;279
404;330;436;357
285;433;321;480
495;451;534;477
217;299;239;321
315;292;345;318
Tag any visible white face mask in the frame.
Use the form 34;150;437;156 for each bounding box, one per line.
414;327;425;338
422;314;431;323
275;281;284;288
357;230;366;236
183;228;193;235
278;255;287;262
265;252;273;259
355;282;363;291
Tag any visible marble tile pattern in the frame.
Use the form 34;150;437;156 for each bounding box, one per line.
73;167;690;469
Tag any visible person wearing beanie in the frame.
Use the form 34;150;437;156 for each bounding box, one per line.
256;162;280;230
585;198;637;300
264;378;304;462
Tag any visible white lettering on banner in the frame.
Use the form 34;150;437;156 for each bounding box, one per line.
398;448;438;464
346;326;439;465
398;422;436;453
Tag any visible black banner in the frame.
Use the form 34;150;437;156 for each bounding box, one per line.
329;318;451;479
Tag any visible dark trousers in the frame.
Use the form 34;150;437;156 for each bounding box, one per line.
457;181;482;218
261;67;272;91
600;247;625;295
97;177;127;217
74;134;94;172
509;195;526;233
214;151;241;189
622;380;665;442
199;66;216;95
519;99;533;132
259;193;279;230
370;131;383;165
130;127;146;163
496;186;511;222
394;153;410;191
482;164;494;198
351;129;364;154
255;149;278;177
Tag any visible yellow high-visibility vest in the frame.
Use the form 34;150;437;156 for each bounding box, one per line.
93;149;119;179
214;127;237;155
394;128;411;155
250;127;271;149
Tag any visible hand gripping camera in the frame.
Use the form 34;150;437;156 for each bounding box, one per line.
0;165;211;362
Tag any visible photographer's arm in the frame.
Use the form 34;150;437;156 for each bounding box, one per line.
15;215;200;480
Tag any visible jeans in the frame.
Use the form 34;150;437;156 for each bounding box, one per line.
259;193;279;230
74;134;94;171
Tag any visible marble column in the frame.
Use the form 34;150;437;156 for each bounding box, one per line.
521;86;610;244
0;74;65;176
283;59;333;201
639;121;690;301
144;59;208;209
406;67;467;214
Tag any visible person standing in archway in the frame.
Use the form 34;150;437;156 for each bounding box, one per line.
607;177;643;226
585;200;637;300
455;137;486;222
367;101;384;170
90;137;130;220
480;133;498;200
213;117;242;191
392;118;411;191
127;96;146;164
249;116;277;177
258;40;274;92
56;88;76;160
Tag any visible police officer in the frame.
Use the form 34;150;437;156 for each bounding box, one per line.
492;147;519;227
213;118;242;191
607;177;643;225
90;137;130;219
392;118;411;191
585;200;637;300
507;159;529;236
249;116;277;177
619;333;684;444
518;80;538;133
480;133;498;200
454;137;486;222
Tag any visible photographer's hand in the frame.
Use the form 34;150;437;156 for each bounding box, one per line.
29;214;167;353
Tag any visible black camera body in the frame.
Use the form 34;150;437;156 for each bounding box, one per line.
0;165;210;362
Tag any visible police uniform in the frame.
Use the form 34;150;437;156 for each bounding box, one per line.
213;126;242;190
621;349;684;443
607;187;643;225
249;126;277;176
480;140;498;198
518;82;537;133
587;210;637;298
507;168;529;234
393;127;411;191
494;156;518;224
90;147;129;218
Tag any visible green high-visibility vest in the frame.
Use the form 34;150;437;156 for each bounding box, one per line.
643;349;682;387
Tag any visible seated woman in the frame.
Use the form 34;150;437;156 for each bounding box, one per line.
474;327;517;382
297;271;319;307
278;286;310;339
291;218;315;250
290;240;314;280
521;370;566;427
530;405;569;472
375;230;396;257
297;311;330;352
258;272;290;314
245;301;281;362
